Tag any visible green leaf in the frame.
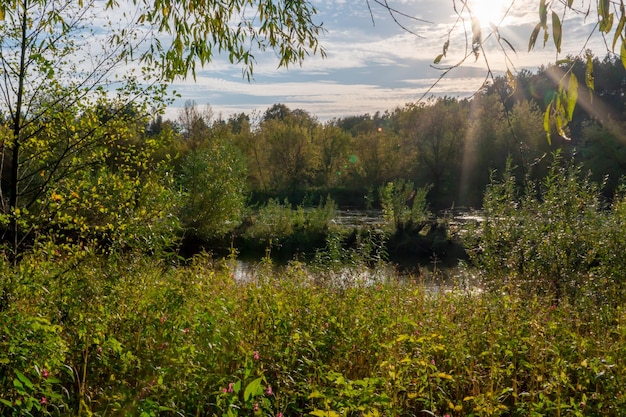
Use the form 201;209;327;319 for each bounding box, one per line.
243;377;264;402
612;13;625;51
539;0;548;26
585;52;595;92
599;0;613;33
544;101;552;145
529;22;542;51
622;40;626;70
566;73;578;121
15;370;34;389
434;54;444;64
552;12;562;53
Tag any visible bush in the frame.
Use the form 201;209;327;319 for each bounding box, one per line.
465;154;626;303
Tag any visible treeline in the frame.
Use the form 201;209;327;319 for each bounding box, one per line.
1;54;624;254
160;54;625;210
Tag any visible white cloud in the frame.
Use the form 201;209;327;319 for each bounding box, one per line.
165;0;619;121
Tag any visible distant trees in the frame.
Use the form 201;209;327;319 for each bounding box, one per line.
213;54;624;212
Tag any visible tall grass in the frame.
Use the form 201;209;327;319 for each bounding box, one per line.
1;246;624;416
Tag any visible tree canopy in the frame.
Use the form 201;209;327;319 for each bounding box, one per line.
0;0;325;256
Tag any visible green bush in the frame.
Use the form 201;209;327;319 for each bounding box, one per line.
465;154;626;303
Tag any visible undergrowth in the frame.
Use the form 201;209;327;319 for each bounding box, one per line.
1;247;624;416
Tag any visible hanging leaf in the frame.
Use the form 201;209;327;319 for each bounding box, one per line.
529;22;542;51
598;0;614;33
434;54;444;64
544;100;553;145
501;37;516;54
621;40;626;70
585;52;595;92
506;69;517;92
552;12;562;53
540;0;548;26
566;73;578;121
472;17;482;45
613;13;625;51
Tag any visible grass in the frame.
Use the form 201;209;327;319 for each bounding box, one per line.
1;248;624;416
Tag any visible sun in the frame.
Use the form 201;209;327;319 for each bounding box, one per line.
469;0;511;26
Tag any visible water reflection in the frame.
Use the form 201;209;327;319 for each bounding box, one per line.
228;258;480;293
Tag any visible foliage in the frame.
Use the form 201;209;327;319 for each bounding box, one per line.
1;249;625;415
178;140;248;240
379;179;431;233
237;197;336;258
465;153;626;303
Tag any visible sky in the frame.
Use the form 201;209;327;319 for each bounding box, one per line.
163;0;612;121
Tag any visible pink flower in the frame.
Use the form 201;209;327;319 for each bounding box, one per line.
184;328;189;335
253;402;259;412
40;397;47;405
227;382;234;393
277;413;283;417
222;388;228;393
266;385;273;395
431;359;436;365
42;369;49;378
160;316;166;325
253;351;260;360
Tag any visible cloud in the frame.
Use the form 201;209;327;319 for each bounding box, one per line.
165;0;615;121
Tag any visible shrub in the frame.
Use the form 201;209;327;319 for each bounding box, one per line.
465;153;626;303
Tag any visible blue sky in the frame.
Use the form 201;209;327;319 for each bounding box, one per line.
164;0;611;121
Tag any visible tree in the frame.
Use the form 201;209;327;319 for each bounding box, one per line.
258;107;317;192
0;0;324;255
403;98;468;206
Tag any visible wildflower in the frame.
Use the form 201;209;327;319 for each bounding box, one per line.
160;316;166;325
40;397;47;405
253;402;259;412
161;342;167;349
222;388;228;393
184;328;189;335
253;351;260;360
431;359;436;365
42;369;49;379
228;382;234;393
97;346;103;354
266;385;273;395
277;413;283;417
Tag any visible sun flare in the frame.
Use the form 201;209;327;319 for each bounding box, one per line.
469;0;511;26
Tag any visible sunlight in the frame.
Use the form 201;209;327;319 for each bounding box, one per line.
468;0;511;26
